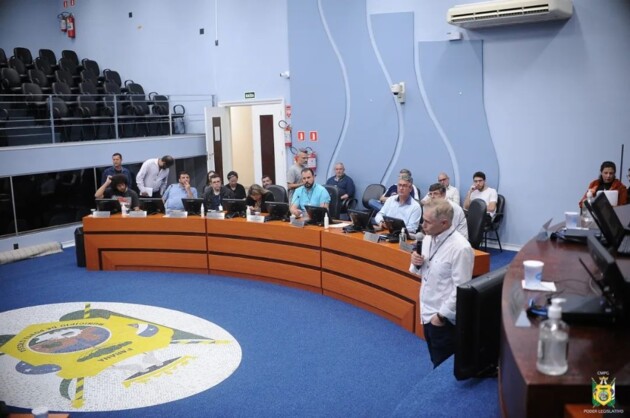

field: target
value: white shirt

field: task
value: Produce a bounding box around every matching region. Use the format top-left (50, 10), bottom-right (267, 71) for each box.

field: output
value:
top-left (450, 200), bottom-right (468, 239)
top-left (470, 187), bottom-right (498, 216)
top-left (136, 158), bottom-right (170, 195)
top-left (374, 195), bottom-right (422, 234)
top-left (410, 226), bottom-right (474, 324)
top-left (420, 185), bottom-right (460, 206)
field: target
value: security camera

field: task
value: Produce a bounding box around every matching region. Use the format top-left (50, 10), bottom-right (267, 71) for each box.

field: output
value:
top-left (390, 82), bottom-right (405, 104)
top-left (279, 71), bottom-right (290, 79)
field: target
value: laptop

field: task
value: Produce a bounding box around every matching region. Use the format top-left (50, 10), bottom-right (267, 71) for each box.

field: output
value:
top-left (585, 192), bottom-right (630, 255)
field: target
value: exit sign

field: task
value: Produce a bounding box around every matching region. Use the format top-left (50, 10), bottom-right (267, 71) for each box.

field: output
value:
top-left (244, 92), bottom-right (255, 99)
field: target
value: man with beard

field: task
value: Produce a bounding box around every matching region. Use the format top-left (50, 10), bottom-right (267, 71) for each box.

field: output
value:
top-left (290, 168), bottom-right (330, 218)
top-left (95, 174), bottom-right (140, 210)
top-left (463, 171), bottom-right (498, 217)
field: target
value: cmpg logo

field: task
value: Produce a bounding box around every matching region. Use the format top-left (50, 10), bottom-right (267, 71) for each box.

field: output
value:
top-left (0, 302), bottom-right (242, 412)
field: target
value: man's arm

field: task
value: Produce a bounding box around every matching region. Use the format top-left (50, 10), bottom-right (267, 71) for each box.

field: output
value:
top-left (344, 177), bottom-right (355, 200)
top-left (130, 191), bottom-right (140, 210)
top-left (136, 161), bottom-right (149, 195)
top-left (406, 204), bottom-right (422, 235)
top-left (487, 189), bottom-right (498, 213)
top-left (463, 186), bottom-right (475, 210)
top-left (439, 246), bottom-right (474, 322)
top-left (95, 176), bottom-right (111, 198)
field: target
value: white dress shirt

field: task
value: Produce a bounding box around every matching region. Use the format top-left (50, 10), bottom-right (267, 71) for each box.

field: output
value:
top-left (136, 158), bottom-right (170, 195)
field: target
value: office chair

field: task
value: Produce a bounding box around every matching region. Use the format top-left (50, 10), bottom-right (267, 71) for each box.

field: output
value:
top-left (361, 183), bottom-right (386, 214)
top-left (266, 184), bottom-right (289, 203)
top-left (466, 198), bottom-right (487, 250)
top-left (483, 194), bottom-right (505, 252)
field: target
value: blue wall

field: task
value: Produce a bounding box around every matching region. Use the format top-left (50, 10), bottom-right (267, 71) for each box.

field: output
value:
top-left (1, 0), bottom-right (630, 247)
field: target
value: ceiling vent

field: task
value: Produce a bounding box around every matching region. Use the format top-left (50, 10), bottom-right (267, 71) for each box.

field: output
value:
top-left (447, 0), bottom-right (573, 28)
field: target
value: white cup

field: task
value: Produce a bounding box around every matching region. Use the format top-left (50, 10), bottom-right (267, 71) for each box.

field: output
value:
top-left (564, 211), bottom-right (579, 229)
top-left (145, 187), bottom-right (153, 196)
top-left (523, 260), bottom-right (544, 286)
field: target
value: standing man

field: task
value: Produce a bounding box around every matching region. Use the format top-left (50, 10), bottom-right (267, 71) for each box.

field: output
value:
top-left (136, 155), bottom-right (174, 198)
top-left (290, 168), bottom-right (330, 218)
top-left (95, 174), bottom-right (140, 210)
top-left (463, 171), bottom-right (498, 217)
top-left (421, 172), bottom-right (460, 206)
top-left (326, 162), bottom-right (356, 210)
top-left (374, 174), bottom-right (422, 234)
top-left (163, 171), bottom-right (198, 211)
top-left (101, 152), bottom-right (133, 187)
top-left (261, 174), bottom-right (273, 189)
top-left (410, 199), bottom-right (474, 368)
top-left (203, 174), bottom-right (232, 211)
top-left (287, 149), bottom-right (309, 200)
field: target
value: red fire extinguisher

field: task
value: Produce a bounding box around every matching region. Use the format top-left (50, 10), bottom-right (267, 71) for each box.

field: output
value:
top-left (58, 13), bottom-right (68, 32)
top-left (306, 147), bottom-right (317, 171)
top-left (67, 13), bottom-right (76, 38)
top-left (278, 120), bottom-right (292, 146)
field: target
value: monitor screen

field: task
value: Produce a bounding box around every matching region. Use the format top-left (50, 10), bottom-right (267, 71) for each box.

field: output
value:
top-left (454, 265), bottom-right (508, 380)
top-left (265, 201), bottom-right (289, 221)
top-left (382, 215), bottom-right (412, 239)
top-left (181, 198), bottom-right (203, 215)
top-left (585, 192), bottom-right (624, 248)
top-left (586, 235), bottom-right (628, 318)
top-left (95, 198), bottom-right (122, 214)
top-left (222, 198), bottom-right (247, 214)
top-left (139, 198), bottom-right (165, 215)
top-left (304, 205), bottom-right (330, 226)
top-left (348, 209), bottom-right (373, 231)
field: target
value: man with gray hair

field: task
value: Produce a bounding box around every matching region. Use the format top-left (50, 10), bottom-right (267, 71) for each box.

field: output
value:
top-left (374, 173), bottom-right (422, 234)
top-left (410, 199), bottom-right (473, 368)
top-left (287, 148), bottom-right (309, 200)
top-left (368, 168), bottom-right (421, 213)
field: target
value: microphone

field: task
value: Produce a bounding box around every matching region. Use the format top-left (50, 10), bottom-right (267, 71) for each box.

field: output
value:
top-left (413, 238), bottom-right (423, 269)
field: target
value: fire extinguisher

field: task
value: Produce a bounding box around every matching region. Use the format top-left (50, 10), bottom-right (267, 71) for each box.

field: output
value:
top-left (67, 13), bottom-right (76, 38)
top-left (58, 13), bottom-right (68, 32)
top-left (306, 147), bottom-right (317, 171)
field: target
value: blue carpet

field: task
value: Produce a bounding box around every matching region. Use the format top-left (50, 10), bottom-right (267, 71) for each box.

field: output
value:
top-left (0, 249), bottom-right (507, 417)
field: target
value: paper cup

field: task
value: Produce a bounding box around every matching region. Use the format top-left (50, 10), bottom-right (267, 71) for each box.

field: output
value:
top-left (564, 211), bottom-right (579, 229)
top-left (523, 260), bottom-right (544, 286)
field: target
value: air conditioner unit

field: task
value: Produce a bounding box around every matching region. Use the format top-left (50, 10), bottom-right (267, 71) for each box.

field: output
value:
top-left (447, 0), bottom-right (573, 28)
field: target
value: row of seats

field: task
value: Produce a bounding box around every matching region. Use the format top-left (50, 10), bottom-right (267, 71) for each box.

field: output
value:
top-left (1, 47), bottom-right (184, 142)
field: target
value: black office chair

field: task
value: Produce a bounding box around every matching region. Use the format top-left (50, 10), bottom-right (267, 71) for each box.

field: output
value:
top-left (78, 94), bottom-right (111, 140)
top-left (361, 183), bottom-right (386, 214)
top-left (466, 199), bottom-right (487, 250)
top-left (0, 48), bottom-right (8, 68)
top-left (13, 47), bottom-right (34, 69)
top-left (266, 184), bottom-right (289, 203)
top-left (55, 69), bottom-right (80, 94)
top-left (483, 194), bottom-right (506, 252)
top-left (324, 185), bottom-right (341, 219)
top-left (1, 68), bottom-right (23, 95)
top-left (34, 57), bottom-right (56, 83)
top-left (22, 82), bottom-right (48, 120)
top-left (28, 68), bottom-right (52, 94)
top-left (8, 56), bottom-right (28, 82)
top-left (48, 96), bottom-right (82, 142)
top-left (39, 49), bottom-right (59, 69)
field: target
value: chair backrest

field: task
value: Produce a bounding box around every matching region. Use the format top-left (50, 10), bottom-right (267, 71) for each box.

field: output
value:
top-left (467, 199), bottom-right (487, 249)
top-left (80, 68), bottom-right (98, 85)
top-left (79, 79), bottom-right (98, 95)
top-left (82, 59), bottom-right (100, 77)
top-left (1, 67), bottom-right (22, 92)
top-left (103, 69), bottom-right (122, 87)
top-left (13, 47), bottom-right (33, 66)
top-left (39, 49), bottom-right (57, 66)
top-left (28, 68), bottom-right (50, 89)
top-left (0, 48), bottom-right (7, 68)
top-left (152, 94), bottom-right (169, 115)
top-left (22, 82), bottom-right (44, 104)
top-left (266, 184), bottom-right (289, 203)
top-left (129, 94), bottom-right (150, 115)
top-left (9, 56), bottom-right (26, 75)
top-left (34, 57), bottom-right (54, 76)
top-left (48, 96), bottom-right (69, 118)
top-left (126, 81), bottom-right (145, 95)
top-left (324, 185), bottom-right (340, 219)
top-left (59, 57), bottom-right (80, 76)
top-left (489, 194), bottom-right (506, 229)
top-left (61, 50), bottom-right (80, 67)
top-left (55, 69), bottom-right (76, 87)
top-left (361, 183), bottom-right (386, 210)
top-left (78, 95), bottom-right (100, 117)
top-left (52, 81), bottom-right (75, 101)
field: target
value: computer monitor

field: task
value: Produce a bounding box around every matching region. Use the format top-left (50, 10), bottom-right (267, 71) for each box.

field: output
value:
top-left (265, 201), bottom-right (289, 221)
top-left (181, 198), bottom-right (203, 215)
top-left (347, 209), bottom-right (373, 232)
top-left (222, 198), bottom-right (247, 217)
top-left (304, 205), bottom-right (330, 226)
top-left (382, 216), bottom-right (412, 240)
top-left (454, 265), bottom-right (508, 380)
top-left (95, 198), bottom-right (122, 214)
top-left (585, 192), bottom-right (625, 250)
top-left (139, 198), bottom-right (165, 215)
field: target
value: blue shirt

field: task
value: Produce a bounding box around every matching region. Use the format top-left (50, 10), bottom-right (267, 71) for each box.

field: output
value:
top-left (291, 183), bottom-right (330, 212)
top-left (163, 184), bottom-right (198, 211)
top-left (101, 166), bottom-right (133, 187)
top-left (326, 175), bottom-right (355, 199)
top-left (374, 194), bottom-right (422, 234)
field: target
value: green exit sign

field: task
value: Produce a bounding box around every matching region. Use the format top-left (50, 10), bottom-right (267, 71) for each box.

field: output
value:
top-left (244, 92), bottom-right (255, 99)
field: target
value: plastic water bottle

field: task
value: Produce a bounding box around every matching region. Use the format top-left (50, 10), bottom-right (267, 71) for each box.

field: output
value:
top-left (218, 204), bottom-right (223, 212)
top-left (324, 212), bottom-right (329, 229)
top-left (200, 203), bottom-right (205, 217)
top-left (581, 190), bottom-right (594, 226)
top-left (536, 298), bottom-right (569, 375)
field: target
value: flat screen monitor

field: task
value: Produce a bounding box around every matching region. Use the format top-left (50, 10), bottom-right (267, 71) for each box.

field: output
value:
top-left (181, 198), bottom-right (203, 215)
top-left (585, 192), bottom-right (624, 249)
top-left (139, 198), bottom-right (165, 215)
top-left (265, 201), bottom-right (289, 221)
top-left (222, 198), bottom-right (247, 216)
top-left (382, 215), bottom-right (412, 240)
top-left (304, 205), bottom-right (330, 226)
top-left (347, 209), bottom-right (373, 232)
top-left (95, 198), bottom-right (122, 214)
top-left (454, 265), bottom-right (508, 380)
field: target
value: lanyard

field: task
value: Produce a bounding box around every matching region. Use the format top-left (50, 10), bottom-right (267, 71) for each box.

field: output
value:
top-left (428, 230), bottom-right (455, 262)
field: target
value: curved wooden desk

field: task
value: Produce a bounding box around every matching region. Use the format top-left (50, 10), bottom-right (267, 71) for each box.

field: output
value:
top-left (500, 219), bottom-right (630, 417)
top-left (83, 215), bottom-right (490, 336)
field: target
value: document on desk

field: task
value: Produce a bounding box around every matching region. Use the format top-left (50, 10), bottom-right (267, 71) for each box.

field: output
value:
top-left (521, 280), bottom-right (557, 292)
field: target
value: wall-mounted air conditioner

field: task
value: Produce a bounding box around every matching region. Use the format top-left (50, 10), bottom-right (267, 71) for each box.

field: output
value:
top-left (447, 0), bottom-right (573, 28)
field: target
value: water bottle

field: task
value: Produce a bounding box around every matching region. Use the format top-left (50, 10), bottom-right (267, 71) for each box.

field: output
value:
top-left (324, 212), bottom-right (329, 229)
top-left (581, 190), bottom-right (594, 226)
top-left (536, 298), bottom-right (569, 376)
top-left (200, 203), bottom-right (205, 217)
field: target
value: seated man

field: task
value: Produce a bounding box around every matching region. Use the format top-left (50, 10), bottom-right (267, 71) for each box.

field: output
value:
top-left (95, 173), bottom-right (140, 210)
top-left (261, 174), bottom-right (274, 189)
top-left (225, 171), bottom-right (246, 199)
top-left (463, 171), bottom-right (498, 217)
top-left (163, 171), bottom-right (198, 212)
top-left (326, 162), bottom-right (356, 211)
top-left (374, 174), bottom-right (422, 234)
top-left (425, 183), bottom-right (467, 239)
top-left (368, 168), bottom-right (421, 213)
top-left (421, 172), bottom-right (460, 206)
top-left (290, 168), bottom-right (330, 218)
top-left (203, 174), bottom-right (233, 211)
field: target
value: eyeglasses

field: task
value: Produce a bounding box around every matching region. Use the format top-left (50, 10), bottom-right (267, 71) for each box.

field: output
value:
top-left (438, 178), bottom-right (448, 182)
top-left (397, 183), bottom-right (410, 188)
